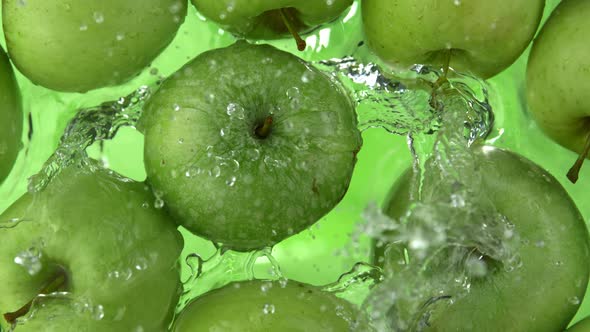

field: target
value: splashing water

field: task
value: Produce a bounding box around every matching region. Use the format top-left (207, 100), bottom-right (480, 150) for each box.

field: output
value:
top-left (27, 86), bottom-right (151, 193)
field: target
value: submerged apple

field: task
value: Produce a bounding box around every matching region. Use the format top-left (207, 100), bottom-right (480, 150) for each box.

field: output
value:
top-left (173, 280), bottom-right (357, 331)
top-left (0, 163), bottom-right (183, 331)
top-left (361, 0), bottom-right (544, 78)
top-left (140, 41), bottom-right (362, 251)
top-left (0, 46), bottom-right (22, 184)
top-left (374, 146), bottom-right (590, 331)
top-left (191, 0), bottom-right (353, 49)
top-left (526, 0), bottom-right (590, 183)
top-left (2, 0), bottom-right (187, 92)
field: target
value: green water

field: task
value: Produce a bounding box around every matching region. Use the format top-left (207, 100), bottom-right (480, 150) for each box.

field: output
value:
top-left (2, 0), bottom-right (589, 328)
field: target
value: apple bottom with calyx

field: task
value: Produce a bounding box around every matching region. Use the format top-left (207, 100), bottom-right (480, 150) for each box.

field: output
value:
top-left (192, 0), bottom-right (353, 50)
top-left (373, 146), bottom-right (590, 331)
top-left (0, 162), bottom-right (183, 331)
top-left (362, 0), bottom-right (544, 79)
top-left (140, 41), bottom-right (362, 251)
top-left (526, 0), bottom-right (590, 183)
top-left (173, 280), bottom-right (357, 331)
top-left (0, 46), bottom-right (23, 183)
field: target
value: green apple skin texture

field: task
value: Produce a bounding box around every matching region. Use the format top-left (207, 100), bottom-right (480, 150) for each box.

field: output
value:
top-left (0, 46), bottom-right (22, 183)
top-left (173, 280), bottom-right (357, 332)
top-left (379, 147), bottom-right (590, 332)
top-left (527, 0), bottom-right (590, 158)
top-left (362, 0), bottom-right (544, 79)
top-left (141, 42), bottom-right (362, 251)
top-left (192, 0), bottom-right (353, 39)
top-left (0, 164), bottom-right (183, 331)
top-left (2, 0), bottom-right (187, 92)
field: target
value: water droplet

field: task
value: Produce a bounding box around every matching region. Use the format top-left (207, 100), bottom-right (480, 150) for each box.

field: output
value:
top-left (262, 304), bottom-right (275, 314)
top-left (93, 12), bottom-right (104, 24)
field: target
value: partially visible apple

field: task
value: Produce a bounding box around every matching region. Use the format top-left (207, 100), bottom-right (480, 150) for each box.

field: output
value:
top-left (191, 0), bottom-right (353, 49)
top-left (372, 146), bottom-right (590, 331)
top-left (0, 162), bottom-right (183, 331)
top-left (362, 0), bottom-right (544, 78)
top-left (2, 0), bottom-right (187, 92)
top-left (526, 0), bottom-right (590, 183)
top-left (173, 280), bottom-right (358, 331)
top-left (0, 46), bottom-right (22, 184)
top-left (140, 41), bottom-right (362, 251)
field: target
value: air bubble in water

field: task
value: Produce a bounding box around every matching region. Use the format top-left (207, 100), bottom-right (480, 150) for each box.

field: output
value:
top-left (262, 304), bottom-right (276, 314)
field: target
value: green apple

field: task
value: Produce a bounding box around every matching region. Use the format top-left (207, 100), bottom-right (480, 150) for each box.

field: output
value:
top-left (526, 0), bottom-right (590, 183)
top-left (568, 317), bottom-right (590, 332)
top-left (372, 146), bottom-right (590, 331)
top-left (173, 280), bottom-right (357, 331)
top-left (0, 46), bottom-right (22, 184)
top-left (191, 0), bottom-right (353, 49)
top-left (140, 41), bottom-right (362, 251)
top-left (362, 0), bottom-right (544, 78)
top-left (0, 162), bottom-right (183, 331)
top-left (2, 0), bottom-right (187, 92)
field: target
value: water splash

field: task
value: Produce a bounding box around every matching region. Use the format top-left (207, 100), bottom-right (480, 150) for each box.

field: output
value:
top-left (27, 86), bottom-right (151, 193)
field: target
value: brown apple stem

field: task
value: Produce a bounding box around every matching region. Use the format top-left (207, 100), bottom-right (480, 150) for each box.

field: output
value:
top-left (255, 116), bottom-right (274, 139)
top-left (567, 131), bottom-right (590, 183)
top-left (3, 268), bottom-right (68, 324)
top-left (279, 9), bottom-right (306, 51)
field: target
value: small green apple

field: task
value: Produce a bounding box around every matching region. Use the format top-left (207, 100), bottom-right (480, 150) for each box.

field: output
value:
top-left (2, 0), bottom-right (187, 92)
top-left (362, 0), bottom-right (544, 78)
top-left (0, 162), bottom-right (183, 331)
top-left (526, 0), bottom-right (590, 183)
top-left (191, 0), bottom-right (353, 49)
top-left (568, 317), bottom-right (590, 332)
top-left (140, 41), bottom-right (362, 251)
top-left (173, 280), bottom-right (357, 331)
top-left (0, 46), bottom-right (22, 184)
top-left (373, 146), bottom-right (590, 331)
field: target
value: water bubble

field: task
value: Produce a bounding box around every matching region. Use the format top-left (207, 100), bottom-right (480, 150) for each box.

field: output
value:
top-left (93, 12), bottom-right (104, 24)
top-left (79, 24), bottom-right (88, 31)
top-left (262, 304), bottom-right (276, 314)
top-left (14, 247), bottom-right (43, 275)
top-left (226, 176), bottom-right (237, 187)
top-left (568, 296), bottom-right (580, 305)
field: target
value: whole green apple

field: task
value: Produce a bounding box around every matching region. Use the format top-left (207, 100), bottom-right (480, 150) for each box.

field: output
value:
top-left (0, 46), bottom-right (22, 184)
top-left (191, 0), bottom-right (352, 49)
top-left (526, 0), bottom-right (590, 183)
top-left (173, 280), bottom-right (358, 331)
top-left (373, 146), bottom-right (590, 331)
top-left (140, 41), bottom-right (362, 251)
top-left (0, 162), bottom-right (183, 331)
top-left (2, 0), bottom-right (187, 92)
top-left (362, 0), bottom-right (544, 78)
top-left (568, 317), bottom-right (590, 332)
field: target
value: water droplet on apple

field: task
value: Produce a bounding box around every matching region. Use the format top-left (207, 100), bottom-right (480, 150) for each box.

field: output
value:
top-left (93, 12), bottom-right (104, 24)
top-left (262, 303), bottom-right (276, 314)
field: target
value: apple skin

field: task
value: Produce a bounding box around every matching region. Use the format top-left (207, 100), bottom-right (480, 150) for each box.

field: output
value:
top-left (173, 280), bottom-right (357, 331)
top-left (375, 146), bottom-right (590, 331)
top-left (2, 0), bottom-right (187, 92)
top-left (0, 162), bottom-right (183, 331)
top-left (191, 0), bottom-right (353, 40)
top-left (526, 0), bottom-right (590, 160)
top-left (361, 0), bottom-right (544, 79)
top-left (0, 46), bottom-right (22, 184)
top-left (568, 317), bottom-right (590, 332)
top-left (140, 41), bottom-right (362, 251)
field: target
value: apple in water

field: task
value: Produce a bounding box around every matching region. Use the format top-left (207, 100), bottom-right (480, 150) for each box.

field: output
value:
top-left (191, 0), bottom-right (353, 50)
top-left (374, 146), bottom-right (590, 331)
top-left (0, 46), bottom-right (22, 183)
top-left (526, 0), bottom-right (590, 183)
top-left (361, 0), bottom-right (544, 78)
top-left (173, 280), bottom-right (357, 331)
top-left (140, 41), bottom-right (362, 251)
top-left (0, 162), bottom-right (183, 331)
top-left (2, 0), bottom-right (187, 92)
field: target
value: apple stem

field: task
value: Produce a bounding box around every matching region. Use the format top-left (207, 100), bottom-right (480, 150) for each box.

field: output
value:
top-left (279, 9), bottom-right (306, 51)
top-left (567, 131), bottom-right (590, 183)
top-left (255, 116), bottom-right (274, 139)
top-left (3, 268), bottom-right (68, 324)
